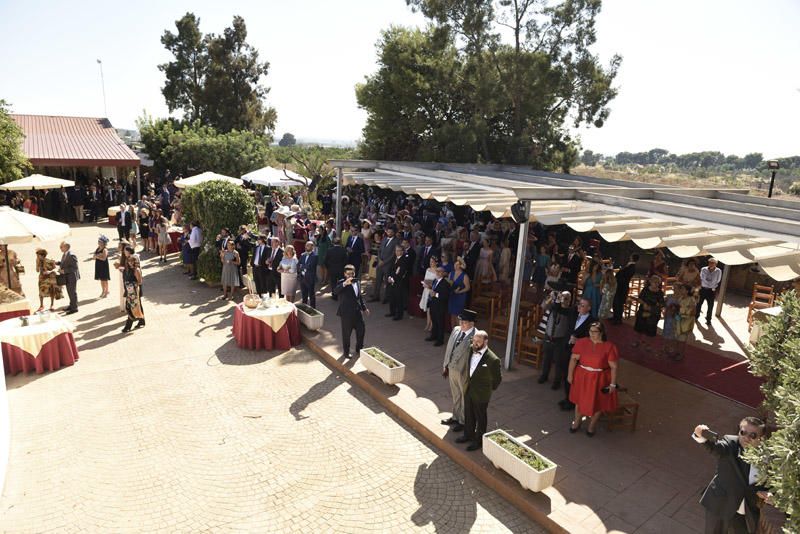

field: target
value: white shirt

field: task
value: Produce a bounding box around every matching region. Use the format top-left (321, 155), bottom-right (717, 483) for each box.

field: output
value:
top-left (189, 226), bottom-right (202, 248)
top-left (469, 347), bottom-right (488, 377)
top-left (700, 266), bottom-right (722, 290)
top-left (574, 313), bottom-right (590, 331)
top-left (352, 280), bottom-right (360, 296)
top-left (455, 327), bottom-right (475, 347)
top-left (254, 245), bottom-right (264, 264)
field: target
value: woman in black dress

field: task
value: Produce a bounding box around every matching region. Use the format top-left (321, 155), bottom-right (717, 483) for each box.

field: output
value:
top-left (139, 208), bottom-right (151, 252)
top-left (633, 274), bottom-right (665, 346)
top-left (94, 235), bottom-right (110, 298)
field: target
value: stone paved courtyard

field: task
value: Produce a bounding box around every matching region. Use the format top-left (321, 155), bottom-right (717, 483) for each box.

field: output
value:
top-left (0, 223), bottom-right (541, 533)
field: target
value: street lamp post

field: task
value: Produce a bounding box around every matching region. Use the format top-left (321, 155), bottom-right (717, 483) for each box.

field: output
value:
top-left (767, 160), bottom-right (780, 198)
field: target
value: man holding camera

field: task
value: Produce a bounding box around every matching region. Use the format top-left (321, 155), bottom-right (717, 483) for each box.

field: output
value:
top-left (333, 264), bottom-right (370, 359)
top-left (538, 290), bottom-right (575, 389)
top-left (692, 417), bottom-right (768, 534)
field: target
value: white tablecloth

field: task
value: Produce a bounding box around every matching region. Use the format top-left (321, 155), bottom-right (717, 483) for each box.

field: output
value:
top-left (0, 316), bottom-right (75, 358)
top-left (0, 300), bottom-right (31, 314)
top-left (242, 303), bottom-right (296, 332)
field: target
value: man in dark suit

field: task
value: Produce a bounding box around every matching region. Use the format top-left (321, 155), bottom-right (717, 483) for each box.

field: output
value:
top-left (235, 225), bottom-right (253, 283)
top-left (401, 237), bottom-right (416, 276)
top-left (251, 235), bottom-right (269, 295)
top-left (265, 237), bottom-right (283, 296)
top-left (333, 264), bottom-right (370, 358)
top-left (562, 245), bottom-right (583, 284)
top-left (426, 266), bottom-right (451, 346)
top-left (215, 227), bottom-right (232, 251)
top-left (370, 226), bottom-right (397, 303)
top-left (559, 297), bottom-right (595, 410)
top-left (345, 232), bottom-right (365, 277)
top-left (464, 230), bottom-right (481, 280)
top-left (612, 254), bottom-right (639, 324)
top-left (116, 203), bottom-right (131, 240)
top-left (325, 238), bottom-right (347, 300)
top-left (456, 330), bottom-right (502, 451)
top-left (418, 234), bottom-right (440, 276)
top-left (386, 245), bottom-right (411, 321)
top-left (298, 241), bottom-right (318, 308)
top-left (57, 241), bottom-right (80, 314)
top-left (693, 418), bottom-right (767, 534)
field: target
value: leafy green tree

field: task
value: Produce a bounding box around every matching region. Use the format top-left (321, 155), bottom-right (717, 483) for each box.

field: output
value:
top-left (789, 181), bottom-right (800, 196)
top-left (137, 116), bottom-right (270, 178)
top-left (357, 0), bottom-right (620, 170)
top-left (278, 133), bottom-right (297, 147)
top-left (0, 100), bottom-right (31, 183)
top-left (743, 152), bottom-right (763, 169)
top-left (745, 290), bottom-right (800, 530)
top-left (180, 180), bottom-right (256, 283)
top-left (159, 13), bottom-right (276, 134)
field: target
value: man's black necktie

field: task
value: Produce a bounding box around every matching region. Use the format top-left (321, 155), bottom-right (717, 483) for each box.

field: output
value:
top-left (455, 331), bottom-right (465, 346)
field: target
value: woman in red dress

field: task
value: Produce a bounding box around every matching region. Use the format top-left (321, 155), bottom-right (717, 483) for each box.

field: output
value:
top-left (567, 321), bottom-right (620, 437)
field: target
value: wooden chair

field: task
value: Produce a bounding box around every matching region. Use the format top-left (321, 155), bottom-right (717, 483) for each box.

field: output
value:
top-left (603, 392), bottom-right (639, 432)
top-left (663, 276), bottom-right (677, 296)
top-left (241, 274), bottom-right (257, 295)
top-left (624, 277), bottom-right (645, 318)
top-left (748, 284), bottom-right (775, 330)
top-left (471, 285), bottom-right (500, 325)
top-left (515, 310), bottom-right (545, 368)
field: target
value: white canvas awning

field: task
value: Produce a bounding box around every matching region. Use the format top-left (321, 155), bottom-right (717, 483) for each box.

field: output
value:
top-left (242, 166), bottom-right (305, 187)
top-left (336, 162), bottom-right (800, 281)
top-left (0, 174), bottom-right (74, 191)
top-left (174, 172), bottom-right (243, 189)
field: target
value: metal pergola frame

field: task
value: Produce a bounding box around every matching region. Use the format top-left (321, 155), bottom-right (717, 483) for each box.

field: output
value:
top-left (329, 160), bottom-right (800, 370)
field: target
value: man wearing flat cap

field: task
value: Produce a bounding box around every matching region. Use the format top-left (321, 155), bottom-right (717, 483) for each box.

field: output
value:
top-left (441, 309), bottom-right (477, 432)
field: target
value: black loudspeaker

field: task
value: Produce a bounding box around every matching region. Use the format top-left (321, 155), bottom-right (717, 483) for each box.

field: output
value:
top-left (510, 201), bottom-right (527, 224)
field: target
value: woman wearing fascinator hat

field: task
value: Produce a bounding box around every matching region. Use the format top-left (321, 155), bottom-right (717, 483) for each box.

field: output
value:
top-left (94, 235), bottom-right (111, 298)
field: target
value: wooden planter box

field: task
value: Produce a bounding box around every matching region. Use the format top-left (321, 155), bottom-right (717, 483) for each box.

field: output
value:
top-left (296, 304), bottom-right (324, 330)
top-left (483, 429), bottom-right (557, 492)
top-left (359, 347), bottom-right (406, 385)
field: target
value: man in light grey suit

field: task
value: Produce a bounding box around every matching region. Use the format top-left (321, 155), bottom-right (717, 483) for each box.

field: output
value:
top-left (370, 226), bottom-right (397, 303)
top-left (58, 241), bottom-right (80, 314)
top-left (441, 309), bottom-right (477, 432)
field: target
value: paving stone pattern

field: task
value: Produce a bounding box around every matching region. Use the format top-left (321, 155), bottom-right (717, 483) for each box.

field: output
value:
top-left (1, 223), bottom-right (541, 533)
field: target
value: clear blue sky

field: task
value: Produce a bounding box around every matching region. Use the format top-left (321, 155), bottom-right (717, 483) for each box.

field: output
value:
top-left (1, 0), bottom-right (798, 157)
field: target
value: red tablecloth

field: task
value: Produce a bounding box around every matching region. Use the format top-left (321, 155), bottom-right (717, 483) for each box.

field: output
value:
top-left (0, 308), bottom-right (29, 323)
top-left (232, 303), bottom-right (301, 350)
top-left (2, 331), bottom-right (80, 375)
top-left (168, 231), bottom-right (182, 253)
top-left (108, 214), bottom-right (117, 226)
top-left (408, 274), bottom-right (426, 317)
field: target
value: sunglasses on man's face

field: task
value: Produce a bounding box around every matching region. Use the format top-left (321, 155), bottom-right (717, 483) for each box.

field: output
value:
top-left (739, 429), bottom-right (760, 439)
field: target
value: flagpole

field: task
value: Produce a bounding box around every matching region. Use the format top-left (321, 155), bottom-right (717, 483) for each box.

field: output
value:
top-left (96, 59), bottom-right (107, 118)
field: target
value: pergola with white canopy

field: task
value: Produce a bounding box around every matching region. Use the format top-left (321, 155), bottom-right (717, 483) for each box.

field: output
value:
top-left (173, 171), bottom-right (243, 189)
top-left (329, 160), bottom-right (800, 369)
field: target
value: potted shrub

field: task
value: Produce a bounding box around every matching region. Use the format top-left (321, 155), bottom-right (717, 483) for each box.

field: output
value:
top-left (295, 303), bottom-right (324, 330)
top-left (359, 347), bottom-right (406, 385)
top-left (483, 429), bottom-right (557, 492)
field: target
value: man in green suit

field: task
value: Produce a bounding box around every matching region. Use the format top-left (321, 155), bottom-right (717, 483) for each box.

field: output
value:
top-left (456, 330), bottom-right (502, 451)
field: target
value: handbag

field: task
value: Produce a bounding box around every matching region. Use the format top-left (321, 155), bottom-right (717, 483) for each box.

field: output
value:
top-left (56, 273), bottom-right (67, 286)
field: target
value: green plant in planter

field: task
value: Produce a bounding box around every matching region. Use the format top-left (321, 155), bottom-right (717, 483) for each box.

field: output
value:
top-left (181, 180), bottom-right (256, 283)
top-left (295, 303), bottom-right (321, 316)
top-left (745, 290), bottom-right (800, 531)
top-left (364, 348), bottom-right (399, 368)
top-left (488, 432), bottom-right (553, 472)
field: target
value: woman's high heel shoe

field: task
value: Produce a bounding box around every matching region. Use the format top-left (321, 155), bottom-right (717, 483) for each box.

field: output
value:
top-left (569, 421), bottom-right (582, 434)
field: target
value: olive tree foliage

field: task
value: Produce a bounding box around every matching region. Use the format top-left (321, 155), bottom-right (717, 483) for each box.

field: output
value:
top-left (0, 100), bottom-right (31, 183)
top-left (745, 290), bottom-right (800, 530)
top-left (357, 0), bottom-right (620, 172)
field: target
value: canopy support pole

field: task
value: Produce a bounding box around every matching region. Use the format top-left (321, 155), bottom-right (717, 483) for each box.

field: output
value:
top-left (335, 167), bottom-right (343, 237)
top-left (503, 201), bottom-right (531, 371)
top-left (715, 264), bottom-right (730, 319)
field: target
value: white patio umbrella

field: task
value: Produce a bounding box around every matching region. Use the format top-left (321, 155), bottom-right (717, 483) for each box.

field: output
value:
top-left (241, 166), bottom-right (306, 187)
top-left (0, 206), bottom-right (71, 291)
top-left (0, 174), bottom-right (75, 191)
top-left (173, 171), bottom-right (243, 189)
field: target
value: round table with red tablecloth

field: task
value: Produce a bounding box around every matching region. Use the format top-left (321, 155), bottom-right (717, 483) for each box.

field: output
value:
top-left (232, 302), bottom-right (301, 350)
top-left (0, 300), bottom-right (31, 323)
top-left (1, 316), bottom-right (79, 375)
top-left (407, 274), bottom-right (426, 318)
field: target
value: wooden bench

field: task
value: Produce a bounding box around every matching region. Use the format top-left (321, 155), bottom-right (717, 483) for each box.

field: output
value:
top-left (603, 391), bottom-right (639, 432)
